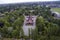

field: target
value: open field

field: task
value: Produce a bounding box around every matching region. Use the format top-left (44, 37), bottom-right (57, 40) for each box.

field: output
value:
top-left (52, 8), bottom-right (60, 13)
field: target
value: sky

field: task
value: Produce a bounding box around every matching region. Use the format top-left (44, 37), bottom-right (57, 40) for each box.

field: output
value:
top-left (0, 0), bottom-right (59, 4)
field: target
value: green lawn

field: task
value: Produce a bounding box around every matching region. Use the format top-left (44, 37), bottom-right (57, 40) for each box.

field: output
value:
top-left (52, 8), bottom-right (60, 13)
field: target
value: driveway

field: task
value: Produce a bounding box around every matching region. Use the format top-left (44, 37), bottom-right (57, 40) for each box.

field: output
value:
top-left (22, 16), bottom-right (37, 36)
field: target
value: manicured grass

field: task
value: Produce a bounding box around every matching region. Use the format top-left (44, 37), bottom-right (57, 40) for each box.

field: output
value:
top-left (52, 8), bottom-right (60, 13)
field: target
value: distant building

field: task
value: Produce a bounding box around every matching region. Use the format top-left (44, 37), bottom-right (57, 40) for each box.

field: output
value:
top-left (51, 11), bottom-right (60, 19)
top-left (0, 13), bottom-right (5, 17)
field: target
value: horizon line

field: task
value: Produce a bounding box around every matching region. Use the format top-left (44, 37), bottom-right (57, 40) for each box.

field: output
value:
top-left (0, 1), bottom-right (60, 5)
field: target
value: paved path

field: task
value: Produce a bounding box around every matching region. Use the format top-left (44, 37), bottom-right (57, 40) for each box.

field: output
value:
top-left (22, 16), bottom-right (37, 36)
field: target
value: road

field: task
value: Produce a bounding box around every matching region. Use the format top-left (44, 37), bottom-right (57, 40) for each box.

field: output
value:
top-left (22, 16), bottom-right (37, 36)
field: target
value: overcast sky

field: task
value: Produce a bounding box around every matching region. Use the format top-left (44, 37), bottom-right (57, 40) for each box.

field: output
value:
top-left (0, 0), bottom-right (59, 4)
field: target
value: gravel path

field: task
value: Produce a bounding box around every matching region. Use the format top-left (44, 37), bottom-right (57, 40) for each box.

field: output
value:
top-left (22, 16), bottom-right (37, 36)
